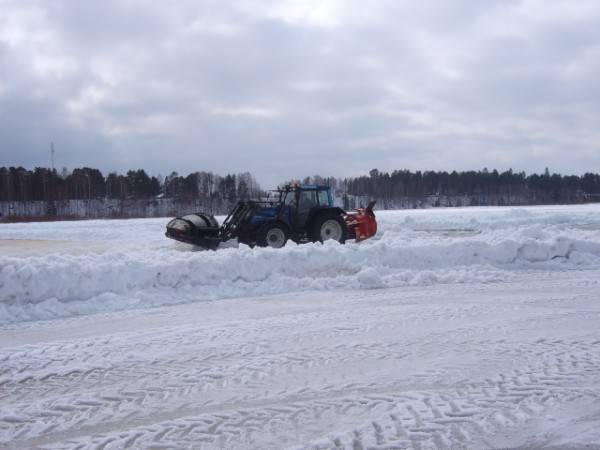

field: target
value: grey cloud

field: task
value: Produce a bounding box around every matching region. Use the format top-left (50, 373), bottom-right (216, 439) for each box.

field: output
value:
top-left (1, 0), bottom-right (599, 187)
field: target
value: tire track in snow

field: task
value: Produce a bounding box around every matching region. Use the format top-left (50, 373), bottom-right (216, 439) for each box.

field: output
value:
top-left (2, 273), bottom-right (600, 449)
top-left (3, 336), bottom-right (600, 449)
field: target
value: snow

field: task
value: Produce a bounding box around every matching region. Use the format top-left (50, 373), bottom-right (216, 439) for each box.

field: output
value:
top-left (1, 204), bottom-right (600, 449)
top-left (2, 205), bottom-right (600, 324)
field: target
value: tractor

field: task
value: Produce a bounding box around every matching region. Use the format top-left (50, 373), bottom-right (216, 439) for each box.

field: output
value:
top-left (165, 185), bottom-right (377, 250)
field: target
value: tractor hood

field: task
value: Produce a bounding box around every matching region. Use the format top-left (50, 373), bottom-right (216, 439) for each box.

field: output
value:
top-left (250, 205), bottom-right (280, 225)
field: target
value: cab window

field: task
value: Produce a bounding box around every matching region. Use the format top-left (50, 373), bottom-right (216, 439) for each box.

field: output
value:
top-left (317, 190), bottom-right (329, 206)
top-left (284, 191), bottom-right (296, 206)
top-left (298, 190), bottom-right (317, 212)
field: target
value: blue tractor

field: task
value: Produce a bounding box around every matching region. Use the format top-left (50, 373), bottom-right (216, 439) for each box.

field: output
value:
top-left (165, 185), bottom-right (377, 250)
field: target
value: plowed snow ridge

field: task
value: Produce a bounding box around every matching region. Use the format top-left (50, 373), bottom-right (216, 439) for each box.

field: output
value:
top-left (2, 205), bottom-right (600, 324)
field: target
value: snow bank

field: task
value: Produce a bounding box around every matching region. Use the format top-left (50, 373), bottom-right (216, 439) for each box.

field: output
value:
top-left (2, 204), bottom-right (600, 324)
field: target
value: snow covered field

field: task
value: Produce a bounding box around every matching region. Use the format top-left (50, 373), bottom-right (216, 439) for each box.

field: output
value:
top-left (2, 204), bottom-right (600, 449)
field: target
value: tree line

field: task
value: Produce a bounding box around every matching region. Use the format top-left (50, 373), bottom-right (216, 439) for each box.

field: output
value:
top-left (1, 166), bottom-right (600, 210)
top-left (340, 168), bottom-right (600, 206)
top-left (0, 167), bottom-right (261, 208)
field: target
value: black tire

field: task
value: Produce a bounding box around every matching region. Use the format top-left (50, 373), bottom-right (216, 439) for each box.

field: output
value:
top-left (257, 222), bottom-right (289, 248)
top-left (312, 212), bottom-right (346, 244)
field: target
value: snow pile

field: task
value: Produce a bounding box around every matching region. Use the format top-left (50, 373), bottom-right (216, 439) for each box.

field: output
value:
top-left (2, 204), bottom-right (600, 324)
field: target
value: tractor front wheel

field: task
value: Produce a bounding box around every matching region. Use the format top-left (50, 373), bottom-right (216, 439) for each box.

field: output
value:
top-left (257, 222), bottom-right (289, 249)
top-left (313, 214), bottom-right (346, 244)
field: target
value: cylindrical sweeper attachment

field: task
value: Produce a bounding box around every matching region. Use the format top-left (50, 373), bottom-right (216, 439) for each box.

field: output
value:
top-left (165, 213), bottom-right (221, 249)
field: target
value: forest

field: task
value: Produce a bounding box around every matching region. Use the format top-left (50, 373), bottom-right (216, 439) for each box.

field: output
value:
top-left (0, 167), bottom-right (260, 205)
top-left (1, 166), bottom-right (600, 209)
top-left (344, 168), bottom-right (600, 206)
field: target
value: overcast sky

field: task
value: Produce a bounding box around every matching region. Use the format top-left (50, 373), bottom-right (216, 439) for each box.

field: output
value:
top-left (1, 0), bottom-right (599, 187)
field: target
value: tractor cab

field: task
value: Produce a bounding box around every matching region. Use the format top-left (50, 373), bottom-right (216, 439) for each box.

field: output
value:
top-left (280, 185), bottom-right (333, 208)
top-left (278, 185), bottom-right (334, 231)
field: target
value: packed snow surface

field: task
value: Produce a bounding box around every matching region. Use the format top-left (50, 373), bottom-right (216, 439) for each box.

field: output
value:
top-left (2, 204), bottom-right (600, 449)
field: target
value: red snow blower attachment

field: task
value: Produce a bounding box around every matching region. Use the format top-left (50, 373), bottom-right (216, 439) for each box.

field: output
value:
top-left (345, 200), bottom-right (377, 242)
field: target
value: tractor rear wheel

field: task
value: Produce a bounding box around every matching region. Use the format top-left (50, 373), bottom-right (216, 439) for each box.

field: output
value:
top-left (257, 222), bottom-right (289, 249)
top-left (313, 213), bottom-right (346, 244)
